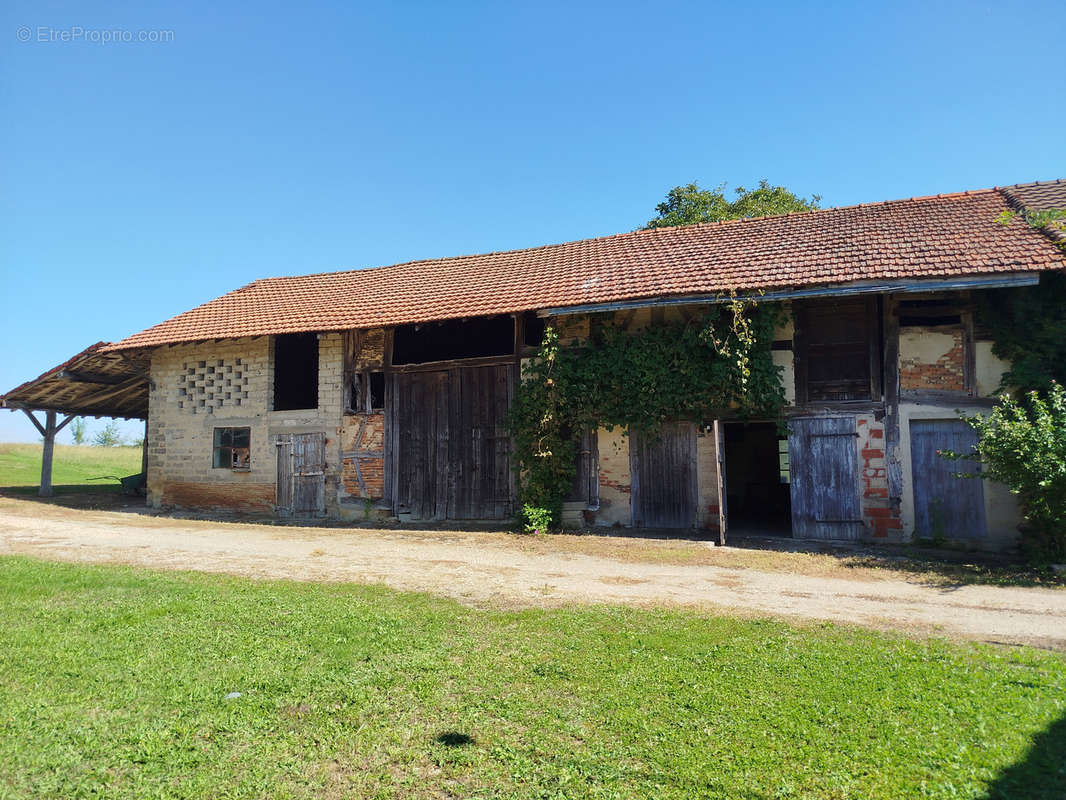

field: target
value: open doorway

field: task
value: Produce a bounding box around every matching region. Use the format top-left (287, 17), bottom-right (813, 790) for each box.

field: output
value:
top-left (723, 422), bottom-right (791, 537)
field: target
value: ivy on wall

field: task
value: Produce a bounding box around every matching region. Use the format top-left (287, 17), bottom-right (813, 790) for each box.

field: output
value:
top-left (978, 204), bottom-right (1066, 396)
top-left (508, 300), bottom-right (787, 529)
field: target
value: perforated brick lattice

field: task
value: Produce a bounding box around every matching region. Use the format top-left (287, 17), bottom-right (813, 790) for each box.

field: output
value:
top-left (175, 359), bottom-right (250, 413)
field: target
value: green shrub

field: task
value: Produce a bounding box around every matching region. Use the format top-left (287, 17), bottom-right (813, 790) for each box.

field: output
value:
top-left (949, 383), bottom-right (1066, 562)
top-left (519, 503), bottom-right (556, 535)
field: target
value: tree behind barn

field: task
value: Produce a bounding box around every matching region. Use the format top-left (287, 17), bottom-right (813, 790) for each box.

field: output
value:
top-left (646, 179), bottom-right (820, 228)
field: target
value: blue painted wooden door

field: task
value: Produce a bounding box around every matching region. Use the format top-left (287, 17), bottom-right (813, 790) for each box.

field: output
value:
top-left (788, 416), bottom-right (863, 540)
top-left (910, 420), bottom-right (986, 539)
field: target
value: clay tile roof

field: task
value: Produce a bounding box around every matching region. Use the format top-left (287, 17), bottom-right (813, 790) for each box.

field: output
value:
top-left (1000, 180), bottom-right (1066, 243)
top-left (107, 185), bottom-right (1066, 351)
top-left (1000, 179), bottom-right (1066, 214)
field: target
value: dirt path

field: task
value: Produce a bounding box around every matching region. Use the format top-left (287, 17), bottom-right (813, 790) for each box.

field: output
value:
top-left (1, 502), bottom-right (1064, 649)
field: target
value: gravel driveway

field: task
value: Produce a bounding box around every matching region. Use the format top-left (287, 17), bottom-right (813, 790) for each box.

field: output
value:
top-left (2, 500), bottom-right (1064, 650)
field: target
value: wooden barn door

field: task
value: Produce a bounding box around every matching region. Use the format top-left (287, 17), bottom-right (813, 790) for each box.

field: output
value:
top-left (788, 417), bottom-right (863, 540)
top-left (394, 370), bottom-right (450, 520)
top-left (393, 364), bottom-right (515, 520)
top-left (631, 421), bottom-right (698, 529)
top-left (910, 420), bottom-right (985, 539)
top-left (449, 365), bottom-right (515, 519)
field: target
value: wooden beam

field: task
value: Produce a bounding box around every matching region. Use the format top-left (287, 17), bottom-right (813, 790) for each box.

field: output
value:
top-left (55, 414), bottom-right (76, 434)
top-left (66, 375), bottom-right (145, 410)
top-left (19, 407), bottom-right (47, 437)
top-left (58, 370), bottom-right (126, 385)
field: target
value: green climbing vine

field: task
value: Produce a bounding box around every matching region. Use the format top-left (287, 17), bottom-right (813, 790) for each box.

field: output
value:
top-left (508, 300), bottom-right (787, 531)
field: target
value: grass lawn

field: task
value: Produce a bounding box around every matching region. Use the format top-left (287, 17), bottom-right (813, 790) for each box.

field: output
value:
top-left (0, 557), bottom-right (1063, 799)
top-left (0, 442), bottom-right (142, 489)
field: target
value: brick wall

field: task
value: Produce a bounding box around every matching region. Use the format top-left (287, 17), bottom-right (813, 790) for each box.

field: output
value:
top-left (899, 326), bottom-right (965, 392)
top-left (147, 333), bottom-right (346, 515)
top-left (161, 481), bottom-right (275, 512)
top-left (339, 412), bottom-right (386, 500)
top-left (857, 415), bottom-right (902, 540)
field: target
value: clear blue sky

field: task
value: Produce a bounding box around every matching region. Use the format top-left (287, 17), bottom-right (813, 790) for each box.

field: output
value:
top-left (2, 0), bottom-right (1063, 443)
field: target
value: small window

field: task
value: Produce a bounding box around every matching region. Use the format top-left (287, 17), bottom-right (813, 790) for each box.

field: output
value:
top-left (778, 438), bottom-right (790, 484)
top-left (349, 370), bottom-right (386, 413)
top-left (213, 427), bottom-right (251, 470)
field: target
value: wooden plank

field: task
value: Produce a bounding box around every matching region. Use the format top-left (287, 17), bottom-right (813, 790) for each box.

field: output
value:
top-left (275, 436), bottom-right (293, 512)
top-left (434, 370), bottom-right (449, 521)
top-left (883, 294), bottom-right (902, 510)
top-left (714, 419), bottom-right (728, 545)
top-left (910, 420), bottom-right (986, 539)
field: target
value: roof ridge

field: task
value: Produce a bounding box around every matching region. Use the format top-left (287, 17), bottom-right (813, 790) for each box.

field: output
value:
top-left (253, 186), bottom-right (1005, 285)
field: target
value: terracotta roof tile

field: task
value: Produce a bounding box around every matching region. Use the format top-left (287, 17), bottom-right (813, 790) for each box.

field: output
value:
top-left (108, 186), bottom-right (1066, 350)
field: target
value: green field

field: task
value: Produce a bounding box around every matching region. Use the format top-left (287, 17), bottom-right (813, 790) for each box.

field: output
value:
top-left (0, 557), bottom-right (1062, 799)
top-left (0, 442), bottom-right (142, 488)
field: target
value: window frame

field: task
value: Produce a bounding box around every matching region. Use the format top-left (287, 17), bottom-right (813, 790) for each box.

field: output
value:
top-left (213, 426), bottom-right (251, 471)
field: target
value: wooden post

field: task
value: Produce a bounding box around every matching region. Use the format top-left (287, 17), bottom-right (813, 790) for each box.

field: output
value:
top-left (39, 410), bottom-right (57, 498)
top-left (141, 419), bottom-right (148, 476)
top-left (19, 408), bottom-right (76, 498)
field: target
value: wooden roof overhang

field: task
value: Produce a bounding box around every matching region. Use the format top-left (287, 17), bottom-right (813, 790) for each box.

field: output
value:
top-left (0, 342), bottom-right (150, 420)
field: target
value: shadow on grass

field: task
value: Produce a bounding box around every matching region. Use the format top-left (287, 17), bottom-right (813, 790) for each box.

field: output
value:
top-left (983, 712), bottom-right (1066, 799)
top-left (436, 731), bottom-right (475, 747)
top-left (0, 485), bottom-right (143, 511)
top-left (724, 533), bottom-right (1065, 590)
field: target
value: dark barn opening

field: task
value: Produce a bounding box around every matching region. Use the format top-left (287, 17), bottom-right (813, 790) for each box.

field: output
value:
top-left (724, 422), bottom-right (791, 536)
top-left (274, 333), bottom-right (319, 410)
top-left (523, 311), bottom-right (546, 349)
top-left (392, 316), bottom-right (515, 365)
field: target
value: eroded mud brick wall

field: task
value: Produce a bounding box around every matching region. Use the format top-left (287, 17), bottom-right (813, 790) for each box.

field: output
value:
top-left (147, 333), bottom-right (345, 514)
top-left (899, 326), bottom-right (966, 392)
top-left (146, 338), bottom-right (276, 511)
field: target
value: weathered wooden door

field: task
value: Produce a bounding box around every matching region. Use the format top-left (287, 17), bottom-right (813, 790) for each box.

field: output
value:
top-left (394, 369), bottom-right (450, 520)
top-left (393, 364), bottom-right (515, 520)
top-left (910, 420), bottom-right (986, 539)
top-left (788, 416), bottom-right (863, 540)
top-left (292, 432), bottom-right (326, 517)
top-left (631, 421), bottom-right (698, 528)
top-left (275, 432), bottom-right (326, 517)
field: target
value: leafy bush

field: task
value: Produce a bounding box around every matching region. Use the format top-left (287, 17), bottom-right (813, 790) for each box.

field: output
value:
top-left (519, 504), bottom-right (556, 535)
top-left (950, 384), bottom-right (1066, 562)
